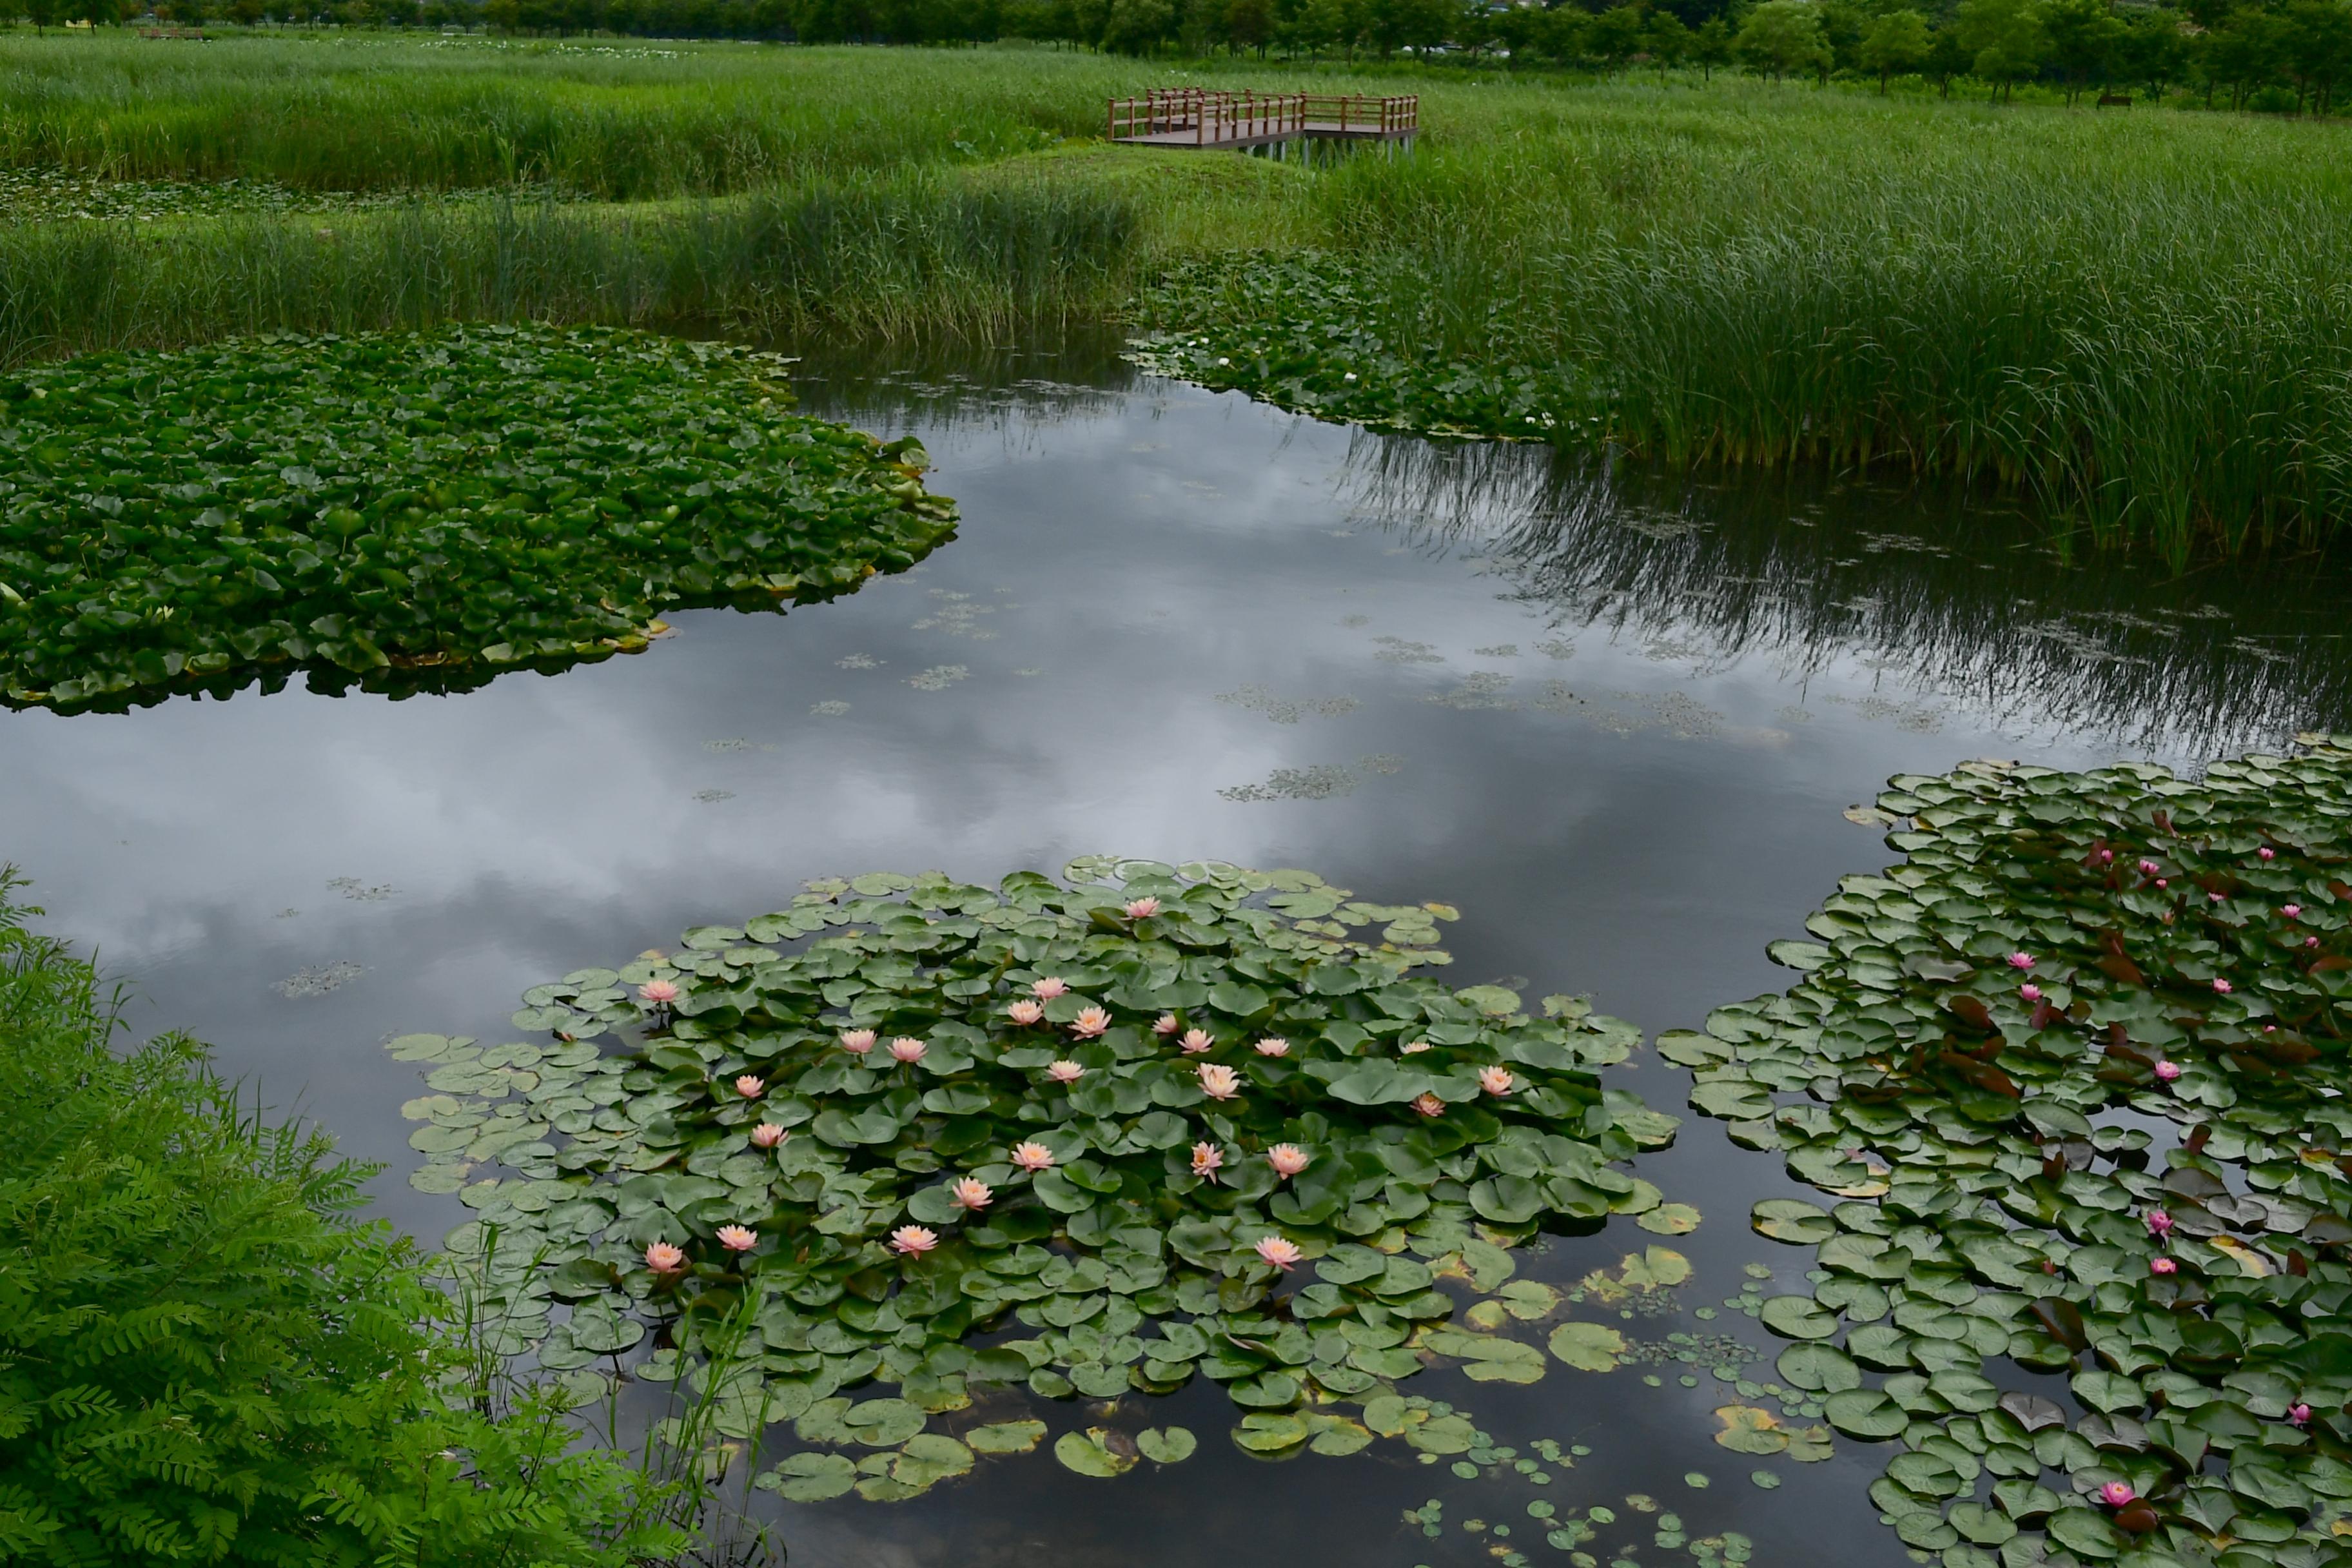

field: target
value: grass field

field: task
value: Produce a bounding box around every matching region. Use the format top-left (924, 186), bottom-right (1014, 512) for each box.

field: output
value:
top-left (5, 34), bottom-right (2349, 560)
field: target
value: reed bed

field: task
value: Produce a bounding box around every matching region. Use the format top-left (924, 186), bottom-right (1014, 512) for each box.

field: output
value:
top-left (7, 37), bottom-right (2352, 556)
top-left (0, 170), bottom-right (1139, 358)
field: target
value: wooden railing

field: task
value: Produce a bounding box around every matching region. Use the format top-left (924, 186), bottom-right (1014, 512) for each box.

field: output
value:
top-left (1109, 90), bottom-right (1351, 146)
top-left (1300, 93), bottom-right (1418, 135)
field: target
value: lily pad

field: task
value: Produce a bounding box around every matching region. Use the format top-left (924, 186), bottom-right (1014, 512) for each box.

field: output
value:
top-left (1750, 1199), bottom-right (1836, 1245)
top-left (1680, 741), bottom-right (2352, 1565)
top-left (1137, 1426), bottom-right (1197, 1464)
top-left (1776, 1342), bottom-right (1863, 1393)
top-left (389, 859), bottom-right (1666, 1500)
top-left (1822, 1389), bottom-right (1908, 1440)
top-left (760, 1452), bottom-right (858, 1503)
top-left (1638, 1202), bottom-right (1703, 1235)
top-left (0, 327), bottom-right (955, 714)
top-left (1547, 1321), bottom-right (1627, 1372)
top-left (965, 1421), bottom-right (1048, 1455)
top-left (1758, 1295), bottom-right (1839, 1341)
top-left (1053, 1428), bottom-right (1139, 1478)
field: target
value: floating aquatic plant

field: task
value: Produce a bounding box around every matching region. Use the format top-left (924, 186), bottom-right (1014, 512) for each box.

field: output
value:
top-left (1680, 736), bottom-right (2352, 1566)
top-left (390, 859), bottom-right (1678, 1502)
top-left (1129, 254), bottom-right (1591, 442)
top-left (0, 325), bottom-right (953, 710)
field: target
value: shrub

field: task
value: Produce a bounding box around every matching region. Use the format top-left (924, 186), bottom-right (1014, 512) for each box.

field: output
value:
top-left (0, 875), bottom-right (688, 1567)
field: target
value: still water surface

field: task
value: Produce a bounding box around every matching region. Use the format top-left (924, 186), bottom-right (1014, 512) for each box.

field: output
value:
top-left (3, 342), bottom-right (2347, 1567)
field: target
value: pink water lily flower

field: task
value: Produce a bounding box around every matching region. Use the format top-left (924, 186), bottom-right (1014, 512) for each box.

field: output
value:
top-left (750, 1123), bottom-right (787, 1149)
top-left (1401, 1040), bottom-right (1432, 1055)
top-left (2260, 847), bottom-right (2277, 861)
top-left (734, 1075), bottom-right (765, 1099)
top-left (2311, 936), bottom-right (2324, 948)
top-left (2155, 1059), bottom-right (2182, 1081)
top-left (890, 1225), bottom-right (939, 1256)
top-left (1047, 1059), bottom-right (1086, 1084)
top-left (1124, 896), bottom-right (1161, 919)
top-left (2150, 1257), bottom-right (2178, 1277)
top-left (890, 1036), bottom-right (928, 1063)
top-left (839, 1028), bottom-right (876, 1055)
top-left (2213, 978), bottom-right (2234, 994)
top-left (952, 1177), bottom-right (994, 1211)
top-left (1411, 1092), bottom-right (1446, 1117)
top-left (2008, 952), bottom-right (2036, 970)
top-left (1197, 1063), bottom-right (1241, 1101)
top-left (638, 979), bottom-right (680, 1005)
top-left (716, 1225), bottom-right (758, 1253)
top-left (1254, 1235), bottom-right (1303, 1270)
top-left (1179, 1028), bottom-right (1215, 1055)
top-left (1254, 1037), bottom-right (1291, 1057)
top-left (1032, 977), bottom-right (1069, 1001)
top-left (2140, 859), bottom-right (2161, 876)
top-left (2291, 1403), bottom-right (2313, 1427)
top-left (2099, 849), bottom-right (2114, 863)
top-left (1190, 1142), bottom-right (1224, 1181)
top-left (2210, 892), bottom-right (2226, 903)
top-left (2157, 878), bottom-right (2169, 888)
top-left (2285, 905), bottom-right (2303, 919)
top-left (1007, 999), bottom-right (1045, 1026)
top-left (2019, 984), bottom-right (2043, 1003)
top-left (645, 1241), bottom-right (685, 1273)
top-left (2146, 1209), bottom-right (2173, 1239)
top-left (1153, 1013), bottom-right (1181, 1035)
top-left (1010, 1141), bottom-right (1056, 1171)
top-left (1070, 1006), bottom-right (1112, 1039)
top-left (2097, 1482), bottom-right (2137, 1509)
top-left (1478, 1066), bottom-right (1516, 1097)
top-left (1267, 1143), bottom-right (1309, 1178)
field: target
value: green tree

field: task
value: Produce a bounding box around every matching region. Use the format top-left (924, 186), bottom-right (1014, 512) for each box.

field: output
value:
top-left (1736, 0), bottom-right (1833, 79)
top-left (1857, 6), bottom-right (1930, 89)
top-left (2114, 5), bottom-right (2186, 97)
top-left (1690, 12), bottom-right (1734, 75)
top-left (2035, 0), bottom-right (2123, 103)
top-left (1818, 0), bottom-right (1871, 73)
top-left (1923, 17), bottom-right (1972, 92)
top-left (1591, 1), bottom-right (1647, 72)
top-left (1102, 0), bottom-right (1171, 50)
top-left (2280, 0), bottom-right (2352, 112)
top-left (1647, 6), bottom-right (1693, 74)
top-left (1955, 0), bottom-right (2045, 100)
top-left (1540, 3), bottom-right (1591, 63)
top-left (2197, 5), bottom-right (2284, 106)
top-left (1226, 0), bottom-right (1271, 50)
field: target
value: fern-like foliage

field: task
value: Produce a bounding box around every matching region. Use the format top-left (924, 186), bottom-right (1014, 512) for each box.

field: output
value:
top-left (0, 874), bottom-right (691, 1567)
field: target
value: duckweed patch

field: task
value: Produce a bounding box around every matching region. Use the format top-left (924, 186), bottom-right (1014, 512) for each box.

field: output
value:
top-left (0, 325), bottom-right (953, 711)
top-left (390, 859), bottom-right (1680, 1502)
top-left (1681, 737), bottom-right (2352, 1567)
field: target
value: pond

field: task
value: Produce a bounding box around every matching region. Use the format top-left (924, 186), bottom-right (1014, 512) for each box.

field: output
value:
top-left (2, 337), bottom-right (2346, 1568)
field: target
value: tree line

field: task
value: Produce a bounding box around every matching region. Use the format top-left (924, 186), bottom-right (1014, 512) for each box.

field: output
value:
top-left (21, 0), bottom-right (2352, 116)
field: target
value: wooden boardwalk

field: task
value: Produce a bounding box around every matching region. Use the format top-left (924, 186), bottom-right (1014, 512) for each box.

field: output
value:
top-left (1108, 90), bottom-right (1418, 156)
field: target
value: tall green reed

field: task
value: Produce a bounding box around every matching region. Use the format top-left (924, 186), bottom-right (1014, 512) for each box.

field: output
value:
top-left (1284, 95), bottom-right (2352, 561)
top-left (0, 171), bottom-right (1137, 360)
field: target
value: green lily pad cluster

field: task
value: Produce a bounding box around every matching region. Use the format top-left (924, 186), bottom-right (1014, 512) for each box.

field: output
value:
top-left (1129, 253), bottom-right (1605, 444)
top-left (0, 324), bottom-right (954, 710)
top-left (391, 859), bottom-right (1679, 1503)
top-left (1678, 737), bottom-right (2352, 1568)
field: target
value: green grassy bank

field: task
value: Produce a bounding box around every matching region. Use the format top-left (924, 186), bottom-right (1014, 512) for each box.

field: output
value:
top-left (0, 876), bottom-right (692, 1564)
top-left (5, 35), bottom-right (2351, 560)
